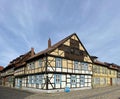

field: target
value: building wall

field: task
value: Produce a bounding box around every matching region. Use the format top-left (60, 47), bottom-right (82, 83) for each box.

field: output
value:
top-left (107, 68), bottom-right (117, 86)
top-left (93, 64), bottom-right (118, 88)
top-left (93, 64), bottom-right (108, 88)
top-left (14, 34), bottom-right (93, 90)
top-left (15, 73), bottom-right (92, 90)
top-left (47, 56), bottom-right (92, 74)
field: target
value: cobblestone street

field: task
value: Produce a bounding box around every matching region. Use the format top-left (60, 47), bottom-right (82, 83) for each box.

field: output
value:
top-left (0, 86), bottom-right (33, 99)
top-left (26, 86), bottom-right (120, 99)
top-left (1, 85), bottom-right (120, 99)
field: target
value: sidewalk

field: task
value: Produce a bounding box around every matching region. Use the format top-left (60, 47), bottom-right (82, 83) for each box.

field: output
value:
top-left (25, 86), bottom-right (120, 99)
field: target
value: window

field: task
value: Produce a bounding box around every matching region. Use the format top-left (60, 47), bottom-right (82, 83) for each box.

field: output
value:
top-left (31, 62), bottom-right (35, 69)
top-left (109, 70), bottom-right (111, 74)
top-left (98, 66), bottom-right (100, 74)
top-left (31, 76), bottom-right (35, 84)
top-left (38, 59), bottom-right (42, 67)
top-left (36, 75), bottom-right (43, 84)
top-left (80, 75), bottom-right (85, 85)
top-left (74, 61), bottom-right (79, 70)
top-left (56, 58), bottom-right (62, 68)
top-left (28, 62), bottom-right (35, 69)
top-left (71, 75), bottom-right (76, 85)
top-left (81, 62), bottom-right (88, 71)
top-left (55, 74), bottom-right (61, 84)
top-left (102, 67), bottom-right (104, 74)
top-left (93, 66), bottom-right (97, 73)
top-left (28, 76), bottom-right (32, 84)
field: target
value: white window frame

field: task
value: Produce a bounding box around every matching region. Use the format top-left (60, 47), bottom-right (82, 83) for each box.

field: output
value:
top-left (56, 58), bottom-right (62, 68)
top-left (38, 59), bottom-right (42, 67)
top-left (71, 75), bottom-right (76, 85)
top-left (80, 75), bottom-right (85, 85)
top-left (74, 61), bottom-right (79, 70)
top-left (55, 74), bottom-right (61, 84)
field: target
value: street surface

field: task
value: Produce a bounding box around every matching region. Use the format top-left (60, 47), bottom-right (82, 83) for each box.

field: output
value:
top-left (0, 86), bottom-right (33, 99)
top-left (26, 86), bottom-right (120, 99)
top-left (1, 86), bottom-right (120, 99)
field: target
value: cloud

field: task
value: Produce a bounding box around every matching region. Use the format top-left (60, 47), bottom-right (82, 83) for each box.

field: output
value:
top-left (0, 0), bottom-right (120, 67)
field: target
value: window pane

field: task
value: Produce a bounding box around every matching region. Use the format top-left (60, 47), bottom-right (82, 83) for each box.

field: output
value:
top-left (71, 75), bottom-right (76, 85)
top-left (39, 60), bottom-right (42, 67)
top-left (56, 58), bottom-right (62, 68)
top-left (74, 61), bottom-right (79, 70)
top-left (80, 75), bottom-right (85, 85)
top-left (55, 74), bottom-right (61, 84)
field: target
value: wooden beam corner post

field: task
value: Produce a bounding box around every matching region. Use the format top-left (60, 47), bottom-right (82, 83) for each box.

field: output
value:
top-left (45, 54), bottom-right (48, 90)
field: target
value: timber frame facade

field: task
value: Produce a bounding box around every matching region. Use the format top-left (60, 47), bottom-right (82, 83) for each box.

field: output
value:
top-left (14, 33), bottom-right (93, 90)
top-left (1, 48), bottom-right (35, 88)
top-left (1, 33), bottom-right (120, 92)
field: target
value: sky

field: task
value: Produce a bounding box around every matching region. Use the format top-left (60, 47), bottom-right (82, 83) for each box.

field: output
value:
top-left (0, 0), bottom-right (120, 67)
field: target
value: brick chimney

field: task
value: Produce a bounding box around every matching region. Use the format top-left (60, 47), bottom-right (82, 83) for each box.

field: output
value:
top-left (31, 47), bottom-right (35, 56)
top-left (48, 38), bottom-right (51, 48)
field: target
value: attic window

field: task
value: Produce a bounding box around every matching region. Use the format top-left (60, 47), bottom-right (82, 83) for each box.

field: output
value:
top-left (70, 48), bottom-right (74, 54)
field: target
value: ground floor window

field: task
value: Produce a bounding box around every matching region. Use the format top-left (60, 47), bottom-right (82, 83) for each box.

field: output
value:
top-left (71, 75), bottom-right (76, 85)
top-left (36, 75), bottom-right (43, 84)
top-left (54, 74), bottom-right (61, 84)
top-left (80, 75), bottom-right (85, 86)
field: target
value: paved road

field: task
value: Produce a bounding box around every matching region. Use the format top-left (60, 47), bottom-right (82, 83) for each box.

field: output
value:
top-left (26, 86), bottom-right (120, 99)
top-left (0, 86), bottom-right (34, 99)
top-left (1, 86), bottom-right (120, 99)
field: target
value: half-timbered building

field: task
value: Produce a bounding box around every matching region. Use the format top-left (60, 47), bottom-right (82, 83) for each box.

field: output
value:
top-left (14, 48), bottom-right (35, 88)
top-left (1, 63), bottom-right (15, 87)
top-left (0, 66), bottom-right (4, 85)
top-left (16, 33), bottom-right (93, 91)
top-left (1, 48), bottom-right (35, 88)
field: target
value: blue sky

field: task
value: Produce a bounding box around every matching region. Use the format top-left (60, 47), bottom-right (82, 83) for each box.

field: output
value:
top-left (0, 0), bottom-right (120, 67)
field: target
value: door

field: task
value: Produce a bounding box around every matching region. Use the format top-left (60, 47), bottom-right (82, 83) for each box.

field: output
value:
top-left (110, 78), bottom-right (112, 86)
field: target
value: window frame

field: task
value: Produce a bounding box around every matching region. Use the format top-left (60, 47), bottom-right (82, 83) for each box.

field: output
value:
top-left (74, 61), bottom-right (79, 70)
top-left (54, 74), bottom-right (61, 84)
top-left (71, 75), bottom-right (76, 85)
top-left (80, 75), bottom-right (85, 85)
top-left (38, 59), bottom-right (42, 67)
top-left (56, 58), bottom-right (62, 68)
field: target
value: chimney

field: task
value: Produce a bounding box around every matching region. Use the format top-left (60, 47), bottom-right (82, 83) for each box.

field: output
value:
top-left (31, 47), bottom-right (34, 56)
top-left (48, 38), bottom-right (51, 48)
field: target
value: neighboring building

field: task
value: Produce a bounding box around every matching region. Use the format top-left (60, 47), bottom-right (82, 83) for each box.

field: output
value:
top-left (1, 48), bottom-right (35, 88)
top-left (15, 33), bottom-right (93, 91)
top-left (117, 66), bottom-right (120, 78)
top-left (117, 66), bottom-right (120, 85)
top-left (92, 56), bottom-right (108, 88)
top-left (14, 48), bottom-right (35, 88)
top-left (1, 63), bottom-right (14, 87)
top-left (0, 66), bottom-right (4, 85)
top-left (105, 63), bottom-right (118, 86)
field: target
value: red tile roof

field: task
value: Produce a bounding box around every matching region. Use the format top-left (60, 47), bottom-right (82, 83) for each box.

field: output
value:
top-left (4, 48), bottom-right (35, 70)
top-left (104, 62), bottom-right (119, 70)
top-left (94, 60), bottom-right (108, 67)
